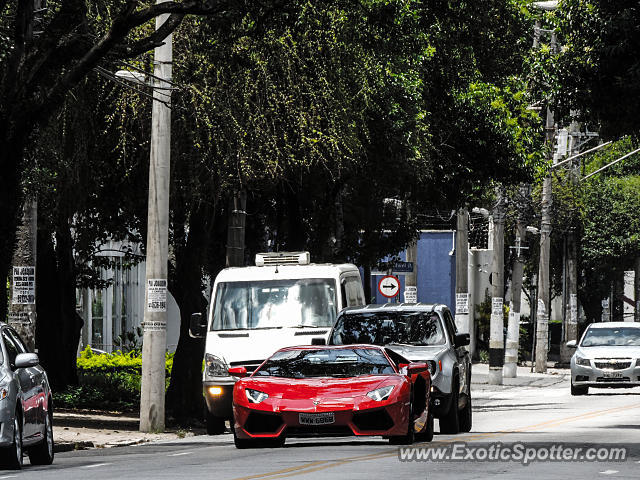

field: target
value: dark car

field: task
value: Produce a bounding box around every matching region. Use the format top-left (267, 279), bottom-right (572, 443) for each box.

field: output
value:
top-left (0, 323), bottom-right (54, 469)
top-left (328, 303), bottom-right (472, 434)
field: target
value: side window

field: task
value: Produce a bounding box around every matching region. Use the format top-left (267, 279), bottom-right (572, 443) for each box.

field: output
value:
top-left (442, 311), bottom-right (457, 344)
top-left (2, 331), bottom-right (19, 368)
top-left (343, 276), bottom-right (365, 307)
top-left (8, 329), bottom-right (28, 353)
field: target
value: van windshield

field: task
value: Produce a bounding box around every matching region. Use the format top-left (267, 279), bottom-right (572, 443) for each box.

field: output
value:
top-left (211, 279), bottom-right (337, 330)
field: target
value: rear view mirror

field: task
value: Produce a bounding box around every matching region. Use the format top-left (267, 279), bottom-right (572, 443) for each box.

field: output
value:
top-left (189, 312), bottom-right (207, 338)
top-left (406, 362), bottom-right (428, 376)
top-left (228, 366), bottom-right (248, 378)
top-left (15, 353), bottom-right (39, 369)
top-left (454, 333), bottom-right (470, 348)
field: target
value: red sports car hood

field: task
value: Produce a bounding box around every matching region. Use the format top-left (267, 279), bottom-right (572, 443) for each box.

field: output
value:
top-left (243, 375), bottom-right (398, 400)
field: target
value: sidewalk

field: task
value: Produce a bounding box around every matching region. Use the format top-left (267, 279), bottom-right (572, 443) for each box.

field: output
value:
top-left (52, 410), bottom-right (206, 452)
top-left (471, 362), bottom-right (570, 388)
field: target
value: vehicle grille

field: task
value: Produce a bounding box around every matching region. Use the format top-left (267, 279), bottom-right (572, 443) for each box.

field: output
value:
top-left (286, 425), bottom-right (353, 437)
top-left (594, 359), bottom-right (632, 370)
top-left (595, 377), bottom-right (630, 383)
top-left (352, 409), bottom-right (394, 431)
top-left (244, 412), bottom-right (283, 434)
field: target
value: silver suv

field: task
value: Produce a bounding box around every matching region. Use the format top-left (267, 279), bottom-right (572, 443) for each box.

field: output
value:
top-left (328, 304), bottom-right (472, 434)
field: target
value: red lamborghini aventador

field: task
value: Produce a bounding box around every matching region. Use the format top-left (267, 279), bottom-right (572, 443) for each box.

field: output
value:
top-left (230, 344), bottom-right (433, 448)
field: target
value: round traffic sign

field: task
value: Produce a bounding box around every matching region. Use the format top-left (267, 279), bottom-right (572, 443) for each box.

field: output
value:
top-left (378, 275), bottom-right (400, 298)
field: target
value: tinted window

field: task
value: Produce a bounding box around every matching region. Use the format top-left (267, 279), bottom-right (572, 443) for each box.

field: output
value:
top-left (8, 329), bottom-right (28, 353)
top-left (254, 348), bottom-right (395, 378)
top-left (330, 312), bottom-right (446, 346)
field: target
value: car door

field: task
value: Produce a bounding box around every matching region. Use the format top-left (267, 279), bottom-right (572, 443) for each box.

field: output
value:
top-left (442, 310), bottom-right (470, 395)
top-left (1, 329), bottom-right (38, 439)
top-left (8, 328), bottom-right (46, 436)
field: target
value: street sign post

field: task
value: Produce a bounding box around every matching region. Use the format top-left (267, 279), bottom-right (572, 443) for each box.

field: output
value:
top-left (378, 275), bottom-right (400, 298)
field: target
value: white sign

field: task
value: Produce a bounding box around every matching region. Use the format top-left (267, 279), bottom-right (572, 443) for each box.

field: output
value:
top-left (378, 275), bottom-right (400, 298)
top-left (404, 286), bottom-right (417, 303)
top-left (143, 320), bottom-right (167, 332)
top-left (147, 278), bottom-right (167, 312)
top-left (456, 293), bottom-right (470, 314)
top-left (491, 297), bottom-right (503, 316)
top-left (12, 266), bottom-right (35, 304)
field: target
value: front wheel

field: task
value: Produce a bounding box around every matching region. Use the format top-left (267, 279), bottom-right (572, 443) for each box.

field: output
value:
top-left (0, 413), bottom-right (23, 470)
top-left (206, 411), bottom-right (227, 435)
top-left (28, 409), bottom-right (54, 465)
top-left (459, 391), bottom-right (472, 433)
top-left (389, 406), bottom-right (415, 445)
top-left (439, 379), bottom-right (460, 434)
top-left (571, 382), bottom-right (588, 396)
top-left (416, 412), bottom-right (434, 442)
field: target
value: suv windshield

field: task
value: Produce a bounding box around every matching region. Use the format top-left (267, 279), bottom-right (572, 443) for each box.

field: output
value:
top-left (211, 279), bottom-right (337, 330)
top-left (254, 348), bottom-right (395, 378)
top-left (330, 312), bottom-right (446, 346)
top-left (581, 327), bottom-right (640, 347)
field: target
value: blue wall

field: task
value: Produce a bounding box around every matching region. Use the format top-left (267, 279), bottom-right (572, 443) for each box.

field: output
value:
top-left (370, 231), bottom-right (456, 308)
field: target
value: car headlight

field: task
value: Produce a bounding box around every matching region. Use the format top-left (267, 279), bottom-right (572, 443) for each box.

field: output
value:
top-left (575, 355), bottom-right (591, 367)
top-left (367, 385), bottom-right (394, 401)
top-left (205, 354), bottom-right (229, 377)
top-left (245, 388), bottom-right (269, 403)
top-left (426, 360), bottom-right (437, 376)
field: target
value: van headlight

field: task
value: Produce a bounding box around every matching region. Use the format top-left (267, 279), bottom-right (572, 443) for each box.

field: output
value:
top-left (205, 354), bottom-right (229, 378)
top-left (575, 355), bottom-right (591, 367)
top-left (367, 385), bottom-right (394, 401)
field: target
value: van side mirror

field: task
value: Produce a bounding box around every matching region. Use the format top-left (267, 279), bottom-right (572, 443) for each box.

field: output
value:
top-left (566, 340), bottom-right (577, 348)
top-left (311, 337), bottom-right (326, 346)
top-left (454, 333), bottom-right (470, 348)
top-left (189, 312), bottom-right (207, 338)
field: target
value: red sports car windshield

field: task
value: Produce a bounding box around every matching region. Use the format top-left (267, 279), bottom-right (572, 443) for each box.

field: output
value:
top-left (254, 348), bottom-right (396, 378)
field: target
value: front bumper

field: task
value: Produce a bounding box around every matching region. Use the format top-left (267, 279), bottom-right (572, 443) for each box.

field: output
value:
top-left (203, 380), bottom-right (235, 419)
top-left (572, 362), bottom-right (640, 388)
top-left (233, 401), bottom-right (410, 440)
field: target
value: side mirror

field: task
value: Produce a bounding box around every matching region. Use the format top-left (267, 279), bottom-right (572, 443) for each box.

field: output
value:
top-left (228, 366), bottom-right (248, 378)
top-left (189, 312), bottom-right (207, 338)
top-left (15, 353), bottom-right (39, 369)
top-left (311, 337), bottom-right (326, 346)
top-left (406, 362), bottom-right (428, 376)
top-left (454, 333), bottom-right (470, 348)
top-left (566, 340), bottom-right (577, 348)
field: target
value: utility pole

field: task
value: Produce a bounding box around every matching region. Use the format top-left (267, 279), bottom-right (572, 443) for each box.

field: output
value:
top-left (489, 187), bottom-right (505, 385)
top-left (140, 9), bottom-right (172, 433)
top-left (504, 190), bottom-right (528, 378)
top-left (226, 190), bottom-right (247, 267)
top-left (455, 208), bottom-right (470, 336)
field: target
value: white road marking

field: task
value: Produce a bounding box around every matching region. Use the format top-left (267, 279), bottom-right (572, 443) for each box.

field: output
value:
top-left (169, 452), bottom-right (192, 457)
top-left (0, 475), bottom-right (18, 479)
top-left (600, 471), bottom-right (619, 475)
top-left (82, 463), bottom-right (112, 468)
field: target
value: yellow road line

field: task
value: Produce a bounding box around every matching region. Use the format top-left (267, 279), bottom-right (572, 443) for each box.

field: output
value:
top-left (232, 401), bottom-right (640, 480)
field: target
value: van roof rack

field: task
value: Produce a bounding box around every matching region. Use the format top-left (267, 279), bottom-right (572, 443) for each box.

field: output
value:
top-left (255, 251), bottom-right (310, 267)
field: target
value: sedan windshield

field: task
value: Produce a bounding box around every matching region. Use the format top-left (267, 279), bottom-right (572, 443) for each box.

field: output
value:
top-left (581, 327), bottom-right (640, 347)
top-left (330, 312), bottom-right (446, 346)
top-left (254, 348), bottom-right (395, 378)
top-left (211, 279), bottom-right (336, 330)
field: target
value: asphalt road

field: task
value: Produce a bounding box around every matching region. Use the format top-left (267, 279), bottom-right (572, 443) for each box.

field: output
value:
top-left (7, 379), bottom-right (640, 480)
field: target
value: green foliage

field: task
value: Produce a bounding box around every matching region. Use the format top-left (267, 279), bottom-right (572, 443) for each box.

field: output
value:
top-left (53, 347), bottom-right (174, 411)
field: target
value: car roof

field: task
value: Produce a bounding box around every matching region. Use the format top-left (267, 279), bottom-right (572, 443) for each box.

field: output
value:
top-left (587, 321), bottom-right (640, 329)
top-left (214, 264), bottom-right (359, 282)
top-left (339, 303), bottom-right (448, 315)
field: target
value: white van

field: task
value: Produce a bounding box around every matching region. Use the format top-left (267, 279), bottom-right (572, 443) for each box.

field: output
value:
top-left (190, 251), bottom-right (366, 434)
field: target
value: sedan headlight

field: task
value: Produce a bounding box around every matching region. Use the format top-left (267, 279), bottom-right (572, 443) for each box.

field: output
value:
top-left (205, 354), bottom-right (229, 377)
top-left (245, 388), bottom-right (269, 404)
top-left (367, 385), bottom-right (394, 402)
top-left (575, 355), bottom-right (591, 367)
top-left (426, 360), bottom-right (437, 376)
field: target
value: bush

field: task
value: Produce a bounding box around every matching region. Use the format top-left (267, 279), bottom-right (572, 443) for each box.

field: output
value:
top-left (53, 346), bottom-right (174, 412)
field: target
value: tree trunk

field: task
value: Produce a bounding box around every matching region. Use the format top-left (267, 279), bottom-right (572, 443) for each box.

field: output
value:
top-left (165, 205), bottom-right (211, 423)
